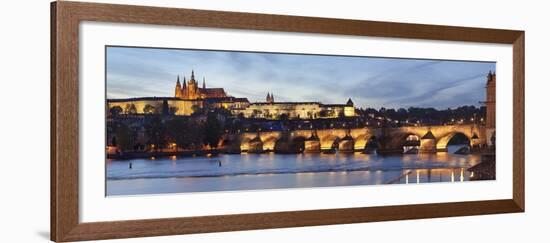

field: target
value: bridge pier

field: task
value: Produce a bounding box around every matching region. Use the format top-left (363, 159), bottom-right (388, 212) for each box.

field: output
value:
top-left (247, 143), bottom-right (264, 153)
top-left (338, 140), bottom-right (355, 152)
top-left (304, 140), bottom-right (321, 153)
top-left (419, 138), bottom-right (437, 153)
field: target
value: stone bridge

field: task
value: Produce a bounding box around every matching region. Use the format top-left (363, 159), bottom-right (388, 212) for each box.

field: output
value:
top-left (222, 124), bottom-right (488, 154)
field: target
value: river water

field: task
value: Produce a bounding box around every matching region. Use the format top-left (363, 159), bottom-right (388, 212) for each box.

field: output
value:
top-left (106, 145), bottom-right (482, 196)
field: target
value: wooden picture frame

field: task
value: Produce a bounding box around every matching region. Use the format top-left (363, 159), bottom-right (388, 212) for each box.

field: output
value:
top-left (51, 1), bottom-right (524, 242)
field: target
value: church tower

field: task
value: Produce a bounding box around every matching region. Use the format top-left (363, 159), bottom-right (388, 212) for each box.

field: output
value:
top-left (266, 92), bottom-right (274, 103)
top-left (486, 71), bottom-right (496, 129)
top-left (182, 76), bottom-right (187, 98)
top-left (174, 75), bottom-right (183, 98)
top-left (346, 98), bottom-right (354, 106)
top-left (485, 70), bottom-right (496, 147)
top-left (187, 70), bottom-right (199, 99)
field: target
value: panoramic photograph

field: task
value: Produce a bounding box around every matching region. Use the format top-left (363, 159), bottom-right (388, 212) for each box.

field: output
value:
top-left (105, 46), bottom-right (496, 196)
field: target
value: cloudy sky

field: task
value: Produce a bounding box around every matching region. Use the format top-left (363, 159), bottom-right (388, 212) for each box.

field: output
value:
top-left (106, 46), bottom-right (495, 110)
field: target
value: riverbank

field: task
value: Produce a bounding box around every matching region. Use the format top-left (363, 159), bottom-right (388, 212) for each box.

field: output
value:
top-left (107, 149), bottom-right (222, 160)
top-left (467, 153), bottom-right (496, 180)
top-left (108, 147), bottom-right (482, 159)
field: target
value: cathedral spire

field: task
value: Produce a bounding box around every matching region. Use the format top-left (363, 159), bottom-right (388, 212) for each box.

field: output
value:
top-left (266, 92), bottom-right (275, 103)
top-left (191, 70), bottom-right (195, 81)
top-left (183, 76), bottom-right (187, 87)
top-left (346, 98), bottom-right (354, 106)
top-left (175, 75), bottom-right (182, 98)
top-left (202, 77), bottom-right (206, 89)
top-left (487, 70), bottom-right (493, 78)
top-left (487, 70), bottom-right (495, 85)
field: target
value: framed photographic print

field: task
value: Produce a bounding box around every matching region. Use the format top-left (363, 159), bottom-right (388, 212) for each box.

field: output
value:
top-left (51, 1), bottom-right (524, 242)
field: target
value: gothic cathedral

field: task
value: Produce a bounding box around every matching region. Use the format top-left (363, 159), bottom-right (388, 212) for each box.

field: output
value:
top-left (175, 70), bottom-right (227, 100)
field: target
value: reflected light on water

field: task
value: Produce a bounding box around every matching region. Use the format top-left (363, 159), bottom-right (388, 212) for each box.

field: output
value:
top-left (451, 170), bottom-right (455, 182)
top-left (107, 147), bottom-right (483, 195)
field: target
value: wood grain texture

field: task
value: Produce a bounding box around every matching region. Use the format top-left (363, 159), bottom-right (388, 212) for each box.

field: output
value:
top-left (50, 2), bottom-right (57, 241)
top-left (61, 200), bottom-right (522, 242)
top-left (51, 1), bottom-right (525, 242)
top-left (60, 1), bottom-right (523, 43)
top-left (52, 1), bottom-right (80, 241)
top-left (512, 33), bottom-right (525, 211)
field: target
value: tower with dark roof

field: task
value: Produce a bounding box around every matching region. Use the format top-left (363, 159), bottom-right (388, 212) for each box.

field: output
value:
top-left (486, 71), bottom-right (496, 129)
top-left (186, 70), bottom-right (199, 99)
top-left (174, 75), bottom-right (182, 98)
top-left (266, 92), bottom-right (275, 103)
top-left (175, 70), bottom-right (228, 100)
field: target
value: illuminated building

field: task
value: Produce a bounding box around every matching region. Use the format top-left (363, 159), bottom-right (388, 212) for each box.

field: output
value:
top-left (242, 94), bottom-right (355, 119)
top-left (107, 70), bottom-right (356, 119)
top-left (108, 70), bottom-right (249, 116)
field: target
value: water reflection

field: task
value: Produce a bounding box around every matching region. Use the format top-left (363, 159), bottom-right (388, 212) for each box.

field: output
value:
top-left (394, 168), bottom-right (473, 185)
top-left (106, 145), bottom-right (482, 196)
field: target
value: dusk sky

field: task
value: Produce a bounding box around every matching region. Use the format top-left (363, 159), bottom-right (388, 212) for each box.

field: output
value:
top-left (106, 46), bottom-right (495, 110)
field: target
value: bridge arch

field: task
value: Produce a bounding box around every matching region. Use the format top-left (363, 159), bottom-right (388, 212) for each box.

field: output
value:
top-left (240, 136), bottom-right (264, 153)
top-left (354, 134), bottom-right (370, 150)
top-left (402, 134), bottom-right (421, 153)
top-left (380, 131), bottom-right (423, 154)
top-left (338, 134), bottom-right (355, 152)
top-left (239, 137), bottom-right (251, 152)
top-left (320, 135), bottom-right (340, 151)
top-left (274, 135), bottom-right (307, 153)
top-left (365, 135), bottom-right (380, 153)
top-left (436, 132), bottom-right (471, 152)
top-left (262, 136), bottom-right (278, 151)
top-left (304, 138), bottom-right (321, 153)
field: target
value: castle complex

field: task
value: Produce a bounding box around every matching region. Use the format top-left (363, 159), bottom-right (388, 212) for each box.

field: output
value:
top-left (174, 70), bottom-right (227, 100)
top-left (107, 70), bottom-right (356, 119)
